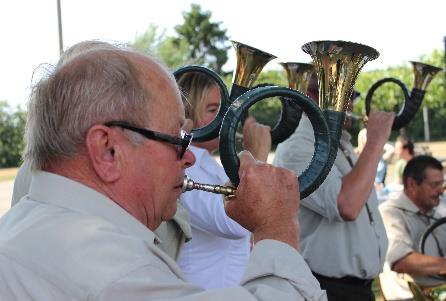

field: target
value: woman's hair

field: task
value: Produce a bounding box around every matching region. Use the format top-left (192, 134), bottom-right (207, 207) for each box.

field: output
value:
top-left (25, 41), bottom-right (152, 170)
top-left (176, 72), bottom-right (218, 126)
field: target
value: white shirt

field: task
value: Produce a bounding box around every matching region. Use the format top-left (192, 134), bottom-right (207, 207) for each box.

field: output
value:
top-left (273, 114), bottom-right (388, 279)
top-left (178, 145), bottom-right (250, 288)
top-left (0, 171), bottom-right (326, 301)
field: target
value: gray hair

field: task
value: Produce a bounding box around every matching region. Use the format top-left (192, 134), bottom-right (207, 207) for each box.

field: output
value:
top-left (25, 41), bottom-right (153, 170)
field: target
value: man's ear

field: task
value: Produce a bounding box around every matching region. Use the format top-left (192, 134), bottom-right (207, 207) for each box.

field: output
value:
top-left (406, 177), bottom-right (418, 192)
top-left (85, 125), bottom-right (121, 182)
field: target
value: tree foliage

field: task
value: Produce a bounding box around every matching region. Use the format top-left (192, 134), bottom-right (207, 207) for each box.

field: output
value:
top-left (174, 4), bottom-right (229, 73)
top-left (0, 101), bottom-right (26, 168)
top-left (132, 4), bottom-right (230, 72)
top-left (131, 25), bottom-right (190, 69)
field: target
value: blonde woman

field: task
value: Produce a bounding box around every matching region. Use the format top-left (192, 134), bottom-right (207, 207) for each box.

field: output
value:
top-left (177, 72), bottom-right (271, 289)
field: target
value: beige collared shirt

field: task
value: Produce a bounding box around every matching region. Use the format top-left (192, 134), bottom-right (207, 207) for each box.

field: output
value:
top-left (273, 114), bottom-right (388, 279)
top-left (154, 203), bottom-right (192, 260)
top-left (11, 160), bottom-right (191, 261)
top-left (379, 192), bottom-right (446, 287)
top-left (0, 171), bottom-right (326, 300)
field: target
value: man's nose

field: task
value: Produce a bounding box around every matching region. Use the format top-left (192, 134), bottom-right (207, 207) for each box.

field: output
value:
top-left (182, 148), bottom-right (196, 168)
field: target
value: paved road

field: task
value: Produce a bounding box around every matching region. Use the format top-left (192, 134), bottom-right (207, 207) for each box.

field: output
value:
top-left (0, 180), bottom-right (13, 216)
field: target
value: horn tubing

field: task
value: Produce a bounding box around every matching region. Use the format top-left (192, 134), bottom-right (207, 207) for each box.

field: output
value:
top-left (418, 217), bottom-right (446, 254)
top-left (364, 77), bottom-right (419, 130)
top-left (271, 96), bottom-right (304, 145)
top-left (219, 86), bottom-right (341, 199)
top-left (229, 84), bottom-right (249, 102)
top-left (173, 65), bottom-right (230, 142)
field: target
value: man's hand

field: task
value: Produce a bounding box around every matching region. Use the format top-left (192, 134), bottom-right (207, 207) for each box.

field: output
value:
top-left (225, 151), bottom-right (300, 250)
top-left (366, 110), bottom-right (395, 149)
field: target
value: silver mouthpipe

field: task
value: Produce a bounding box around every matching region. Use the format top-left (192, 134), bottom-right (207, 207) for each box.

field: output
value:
top-left (182, 175), bottom-right (236, 197)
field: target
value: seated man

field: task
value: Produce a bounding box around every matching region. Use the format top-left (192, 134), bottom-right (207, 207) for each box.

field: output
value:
top-left (0, 41), bottom-right (325, 300)
top-left (380, 155), bottom-right (446, 290)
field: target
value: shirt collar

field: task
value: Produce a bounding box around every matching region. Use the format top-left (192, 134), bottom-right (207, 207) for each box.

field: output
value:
top-left (29, 171), bottom-right (160, 245)
top-left (171, 202), bottom-right (192, 241)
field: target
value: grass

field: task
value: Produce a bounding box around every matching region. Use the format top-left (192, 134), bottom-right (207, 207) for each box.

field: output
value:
top-left (0, 167), bottom-right (18, 182)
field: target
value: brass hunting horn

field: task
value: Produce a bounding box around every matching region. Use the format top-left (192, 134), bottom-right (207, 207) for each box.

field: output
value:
top-left (173, 41), bottom-right (276, 142)
top-left (365, 61), bottom-right (443, 130)
top-left (219, 40), bottom-right (379, 198)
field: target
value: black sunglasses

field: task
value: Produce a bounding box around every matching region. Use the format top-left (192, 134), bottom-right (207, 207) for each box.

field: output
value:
top-left (104, 120), bottom-right (193, 159)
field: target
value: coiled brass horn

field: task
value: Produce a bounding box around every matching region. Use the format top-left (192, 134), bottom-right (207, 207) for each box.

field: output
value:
top-left (173, 41), bottom-right (276, 142)
top-left (219, 40), bottom-right (379, 198)
top-left (365, 61), bottom-right (443, 130)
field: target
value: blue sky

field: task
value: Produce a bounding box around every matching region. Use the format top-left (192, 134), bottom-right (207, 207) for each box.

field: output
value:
top-left (1, 0), bottom-right (444, 108)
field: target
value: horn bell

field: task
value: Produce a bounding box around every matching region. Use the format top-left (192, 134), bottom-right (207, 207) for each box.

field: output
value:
top-left (279, 62), bottom-right (314, 93)
top-left (410, 61), bottom-right (443, 91)
top-left (302, 40), bottom-right (379, 112)
top-left (231, 40), bottom-right (277, 89)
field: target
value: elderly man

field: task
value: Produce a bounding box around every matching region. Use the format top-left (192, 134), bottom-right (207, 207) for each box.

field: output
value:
top-left (273, 72), bottom-right (395, 300)
top-left (0, 41), bottom-right (325, 300)
top-left (10, 41), bottom-right (191, 261)
top-left (380, 155), bottom-right (446, 290)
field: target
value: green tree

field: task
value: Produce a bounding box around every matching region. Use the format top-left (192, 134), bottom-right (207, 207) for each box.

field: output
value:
top-left (158, 36), bottom-right (192, 69)
top-left (174, 4), bottom-right (229, 73)
top-left (132, 25), bottom-right (164, 55)
top-left (0, 101), bottom-right (26, 168)
top-left (131, 25), bottom-right (190, 69)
